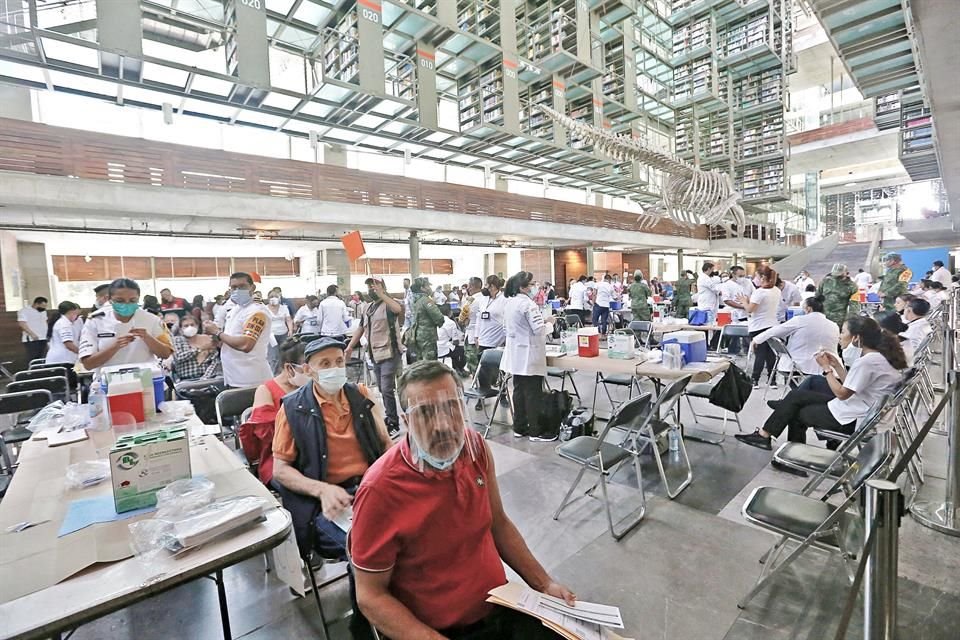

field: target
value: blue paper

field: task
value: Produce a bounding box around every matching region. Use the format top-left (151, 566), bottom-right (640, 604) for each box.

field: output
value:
top-left (58, 495), bottom-right (156, 537)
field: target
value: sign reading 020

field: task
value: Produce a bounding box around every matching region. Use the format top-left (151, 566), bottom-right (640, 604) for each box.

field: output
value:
top-left (239, 0), bottom-right (263, 9)
top-left (361, 7), bottom-right (380, 23)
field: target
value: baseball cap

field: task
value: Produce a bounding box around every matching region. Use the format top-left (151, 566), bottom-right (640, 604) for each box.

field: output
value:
top-left (883, 252), bottom-right (901, 262)
top-left (831, 263), bottom-right (847, 276)
top-left (304, 336), bottom-right (346, 360)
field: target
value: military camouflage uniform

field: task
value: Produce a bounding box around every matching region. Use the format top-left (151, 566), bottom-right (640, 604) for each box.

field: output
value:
top-left (816, 274), bottom-right (858, 327)
top-left (458, 293), bottom-right (480, 375)
top-left (673, 276), bottom-right (695, 320)
top-left (628, 281), bottom-right (652, 322)
top-left (411, 294), bottom-right (445, 361)
top-left (878, 264), bottom-right (909, 311)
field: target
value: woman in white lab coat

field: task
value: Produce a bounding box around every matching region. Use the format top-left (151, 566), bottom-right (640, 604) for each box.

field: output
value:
top-left (501, 271), bottom-right (555, 441)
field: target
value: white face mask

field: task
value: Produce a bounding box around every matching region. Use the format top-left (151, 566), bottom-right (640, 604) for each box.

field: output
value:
top-left (842, 342), bottom-right (861, 367)
top-left (181, 326), bottom-right (198, 338)
top-left (269, 297), bottom-right (280, 306)
top-left (313, 366), bottom-right (347, 393)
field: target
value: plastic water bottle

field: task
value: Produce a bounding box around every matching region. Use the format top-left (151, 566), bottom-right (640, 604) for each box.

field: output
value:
top-left (88, 373), bottom-right (107, 431)
top-left (607, 332), bottom-right (615, 351)
top-left (668, 425), bottom-right (680, 452)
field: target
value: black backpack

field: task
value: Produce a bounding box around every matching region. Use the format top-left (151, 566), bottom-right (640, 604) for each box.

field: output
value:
top-left (708, 363), bottom-right (752, 412)
top-left (538, 389), bottom-right (574, 437)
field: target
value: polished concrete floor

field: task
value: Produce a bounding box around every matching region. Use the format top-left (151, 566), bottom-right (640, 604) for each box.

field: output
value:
top-left (64, 368), bottom-right (960, 640)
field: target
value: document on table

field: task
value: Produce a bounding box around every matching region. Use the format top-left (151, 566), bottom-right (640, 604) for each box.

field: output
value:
top-left (47, 429), bottom-right (89, 447)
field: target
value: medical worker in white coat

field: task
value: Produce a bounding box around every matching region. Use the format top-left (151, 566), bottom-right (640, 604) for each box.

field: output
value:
top-left (500, 271), bottom-right (556, 442)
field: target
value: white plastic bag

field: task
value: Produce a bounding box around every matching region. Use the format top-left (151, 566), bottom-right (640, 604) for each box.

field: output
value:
top-left (65, 459), bottom-right (111, 489)
top-left (155, 477), bottom-right (216, 519)
top-left (27, 401), bottom-right (90, 433)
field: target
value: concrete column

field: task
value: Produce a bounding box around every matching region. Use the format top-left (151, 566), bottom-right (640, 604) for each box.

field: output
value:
top-left (326, 248), bottom-right (351, 292)
top-left (409, 230), bottom-right (420, 279)
top-left (677, 249), bottom-right (684, 274)
top-left (550, 249), bottom-right (556, 285)
top-left (15, 242), bottom-right (51, 303)
top-left (0, 85), bottom-right (32, 120)
top-left (732, 253), bottom-right (739, 267)
top-left (585, 245), bottom-right (595, 277)
top-left (494, 175), bottom-right (509, 191)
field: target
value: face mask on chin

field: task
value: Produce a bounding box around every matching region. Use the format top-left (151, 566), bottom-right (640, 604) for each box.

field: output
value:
top-left (408, 431), bottom-right (464, 471)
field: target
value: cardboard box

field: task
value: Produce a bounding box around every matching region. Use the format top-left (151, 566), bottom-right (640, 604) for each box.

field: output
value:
top-left (110, 427), bottom-right (192, 513)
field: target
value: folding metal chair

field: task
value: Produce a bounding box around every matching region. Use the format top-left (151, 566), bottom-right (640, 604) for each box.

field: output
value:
top-left (627, 320), bottom-right (652, 348)
top-left (6, 376), bottom-right (69, 404)
top-left (215, 386), bottom-right (258, 449)
top-left (564, 313), bottom-right (583, 329)
top-left (27, 358), bottom-right (46, 368)
top-left (592, 368), bottom-right (645, 418)
top-left (30, 360), bottom-right (74, 370)
top-left (15, 366), bottom-right (73, 397)
top-left (682, 374), bottom-right (744, 443)
top-left (545, 366), bottom-right (581, 402)
top-left (737, 432), bottom-right (895, 609)
top-left (764, 336), bottom-right (806, 398)
top-left (712, 323), bottom-right (750, 358)
top-left (632, 374), bottom-right (695, 498)
top-left (463, 348), bottom-right (512, 438)
top-left (773, 395), bottom-right (893, 496)
top-left (553, 394), bottom-right (653, 540)
top-left (0, 389), bottom-right (53, 475)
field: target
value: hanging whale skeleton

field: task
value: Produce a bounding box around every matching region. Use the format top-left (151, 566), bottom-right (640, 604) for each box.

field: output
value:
top-left (539, 105), bottom-right (746, 231)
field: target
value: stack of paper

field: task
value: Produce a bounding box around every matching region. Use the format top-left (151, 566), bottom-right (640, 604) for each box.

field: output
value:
top-left (487, 583), bottom-right (633, 640)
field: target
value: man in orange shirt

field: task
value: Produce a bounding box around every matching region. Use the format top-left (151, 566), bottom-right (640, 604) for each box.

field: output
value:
top-left (273, 337), bottom-right (393, 638)
top-left (272, 336), bottom-right (394, 561)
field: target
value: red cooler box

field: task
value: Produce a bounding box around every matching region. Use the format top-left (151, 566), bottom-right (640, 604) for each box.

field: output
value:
top-left (577, 327), bottom-right (600, 357)
top-left (716, 310), bottom-right (732, 327)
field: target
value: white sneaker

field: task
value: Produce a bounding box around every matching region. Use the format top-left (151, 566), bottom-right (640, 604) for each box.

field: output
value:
top-left (513, 432), bottom-right (526, 438)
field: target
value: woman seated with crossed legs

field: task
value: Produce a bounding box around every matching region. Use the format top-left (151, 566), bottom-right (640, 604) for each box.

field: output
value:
top-left (736, 316), bottom-right (906, 457)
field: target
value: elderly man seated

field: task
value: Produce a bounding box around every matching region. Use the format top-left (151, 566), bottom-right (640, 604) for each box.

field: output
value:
top-left (350, 360), bottom-right (576, 639)
top-left (272, 336), bottom-right (393, 637)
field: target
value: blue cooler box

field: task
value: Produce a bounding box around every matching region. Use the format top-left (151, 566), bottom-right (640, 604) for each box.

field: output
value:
top-left (609, 300), bottom-right (623, 310)
top-left (660, 330), bottom-right (707, 363)
top-left (786, 307), bottom-right (805, 321)
top-left (550, 299), bottom-right (563, 310)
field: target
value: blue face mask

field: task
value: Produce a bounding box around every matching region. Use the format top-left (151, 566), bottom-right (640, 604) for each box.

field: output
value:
top-left (410, 435), bottom-right (463, 471)
top-left (112, 302), bottom-right (139, 317)
top-left (230, 289), bottom-right (252, 306)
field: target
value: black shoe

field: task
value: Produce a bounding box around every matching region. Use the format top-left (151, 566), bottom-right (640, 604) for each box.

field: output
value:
top-left (771, 460), bottom-right (808, 477)
top-left (766, 400), bottom-right (782, 410)
top-left (388, 426), bottom-right (401, 439)
top-left (735, 430), bottom-right (773, 450)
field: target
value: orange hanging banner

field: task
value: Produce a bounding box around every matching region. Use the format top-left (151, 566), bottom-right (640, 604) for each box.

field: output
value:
top-left (341, 230), bottom-right (367, 262)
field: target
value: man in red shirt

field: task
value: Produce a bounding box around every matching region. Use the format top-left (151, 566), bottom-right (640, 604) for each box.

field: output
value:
top-left (350, 360), bottom-right (576, 639)
top-left (159, 288), bottom-right (190, 317)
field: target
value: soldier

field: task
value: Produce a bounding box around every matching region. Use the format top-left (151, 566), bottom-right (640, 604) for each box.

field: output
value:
top-left (673, 270), bottom-right (695, 320)
top-left (628, 270), bottom-right (652, 322)
top-left (878, 252), bottom-right (911, 311)
top-left (816, 263), bottom-right (859, 328)
top-left (408, 276), bottom-right (445, 362)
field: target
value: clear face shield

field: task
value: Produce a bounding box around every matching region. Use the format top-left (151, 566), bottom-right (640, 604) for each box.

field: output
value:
top-left (401, 389), bottom-right (478, 472)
